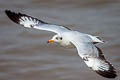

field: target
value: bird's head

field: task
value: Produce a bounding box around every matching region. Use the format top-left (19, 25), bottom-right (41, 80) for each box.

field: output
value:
top-left (47, 35), bottom-right (63, 43)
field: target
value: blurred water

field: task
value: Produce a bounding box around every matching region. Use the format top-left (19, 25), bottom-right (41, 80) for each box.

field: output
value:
top-left (0, 0), bottom-right (120, 80)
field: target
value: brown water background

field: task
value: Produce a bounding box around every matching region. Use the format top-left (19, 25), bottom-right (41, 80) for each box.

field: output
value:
top-left (0, 0), bottom-right (120, 80)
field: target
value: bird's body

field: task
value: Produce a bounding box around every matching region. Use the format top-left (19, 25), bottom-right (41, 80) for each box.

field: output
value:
top-left (5, 10), bottom-right (117, 78)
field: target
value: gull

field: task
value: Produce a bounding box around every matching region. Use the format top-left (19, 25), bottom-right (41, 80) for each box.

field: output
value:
top-left (5, 10), bottom-right (117, 78)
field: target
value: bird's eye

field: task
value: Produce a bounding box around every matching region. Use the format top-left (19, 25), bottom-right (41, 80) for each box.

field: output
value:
top-left (56, 37), bottom-right (58, 40)
top-left (60, 37), bottom-right (62, 40)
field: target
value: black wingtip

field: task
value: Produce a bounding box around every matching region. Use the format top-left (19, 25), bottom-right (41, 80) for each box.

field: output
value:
top-left (95, 63), bottom-right (117, 79)
top-left (95, 70), bottom-right (117, 78)
top-left (5, 9), bottom-right (48, 24)
top-left (5, 10), bottom-right (22, 24)
top-left (95, 46), bottom-right (117, 78)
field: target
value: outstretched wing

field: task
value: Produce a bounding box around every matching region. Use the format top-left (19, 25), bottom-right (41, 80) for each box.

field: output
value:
top-left (71, 40), bottom-right (117, 78)
top-left (5, 10), bottom-right (71, 34)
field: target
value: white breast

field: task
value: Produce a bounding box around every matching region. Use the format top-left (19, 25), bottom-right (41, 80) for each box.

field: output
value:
top-left (60, 41), bottom-right (75, 48)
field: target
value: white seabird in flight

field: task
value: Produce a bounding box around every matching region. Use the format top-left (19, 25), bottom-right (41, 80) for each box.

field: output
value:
top-left (5, 10), bottom-right (117, 78)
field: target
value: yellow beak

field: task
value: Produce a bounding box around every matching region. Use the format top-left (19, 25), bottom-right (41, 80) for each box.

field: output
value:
top-left (47, 40), bottom-right (54, 43)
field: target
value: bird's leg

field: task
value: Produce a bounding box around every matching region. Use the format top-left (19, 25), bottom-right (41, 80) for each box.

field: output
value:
top-left (83, 56), bottom-right (89, 61)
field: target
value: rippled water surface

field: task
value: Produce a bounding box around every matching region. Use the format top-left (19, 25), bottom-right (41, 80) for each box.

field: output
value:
top-left (0, 0), bottom-right (120, 80)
